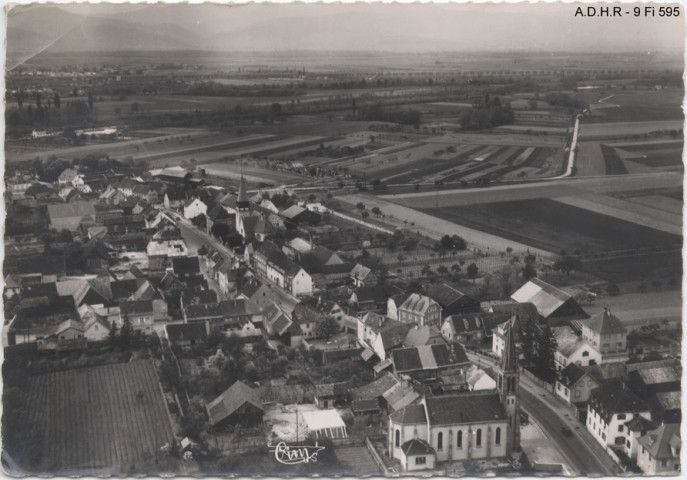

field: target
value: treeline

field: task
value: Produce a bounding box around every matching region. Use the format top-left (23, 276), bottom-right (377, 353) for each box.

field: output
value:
top-left (184, 81), bottom-right (306, 97)
top-left (357, 103), bottom-right (422, 125)
top-left (459, 95), bottom-right (514, 130)
top-left (544, 92), bottom-right (587, 112)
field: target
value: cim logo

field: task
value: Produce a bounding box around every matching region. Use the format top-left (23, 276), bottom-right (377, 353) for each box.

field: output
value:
top-left (268, 442), bottom-right (326, 465)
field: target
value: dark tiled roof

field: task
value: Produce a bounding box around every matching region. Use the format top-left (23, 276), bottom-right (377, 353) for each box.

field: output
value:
top-left (172, 256), bottom-right (200, 276)
top-left (351, 398), bottom-right (380, 413)
top-left (425, 283), bottom-right (475, 308)
top-left (207, 381), bottom-right (263, 426)
top-left (17, 255), bottom-right (66, 276)
top-left (110, 279), bottom-right (139, 300)
top-left (590, 379), bottom-right (650, 422)
top-left (401, 438), bottom-right (435, 456)
top-left (584, 309), bottom-right (627, 336)
top-left (316, 381), bottom-right (351, 397)
top-left (559, 363), bottom-right (593, 388)
top-left (166, 322), bottom-right (208, 343)
top-left (181, 289), bottom-right (217, 306)
top-left (426, 392), bottom-right (507, 425)
top-left (119, 299), bottom-right (153, 315)
top-left (389, 404), bottom-right (426, 424)
top-left (392, 344), bottom-right (469, 373)
top-left (625, 415), bottom-right (657, 432)
top-left (352, 372), bottom-right (401, 401)
top-left (185, 302), bottom-right (223, 320)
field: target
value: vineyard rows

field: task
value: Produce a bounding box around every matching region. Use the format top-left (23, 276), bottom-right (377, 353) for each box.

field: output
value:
top-left (24, 360), bottom-right (175, 474)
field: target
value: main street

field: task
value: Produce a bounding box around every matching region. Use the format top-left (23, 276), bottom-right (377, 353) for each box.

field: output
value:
top-left (467, 351), bottom-right (621, 476)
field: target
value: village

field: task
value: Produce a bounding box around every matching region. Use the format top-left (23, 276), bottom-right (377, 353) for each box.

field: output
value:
top-left (2, 156), bottom-right (680, 475)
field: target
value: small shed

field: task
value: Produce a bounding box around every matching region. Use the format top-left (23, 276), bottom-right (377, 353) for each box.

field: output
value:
top-left (314, 381), bottom-right (350, 409)
top-left (206, 381), bottom-right (264, 429)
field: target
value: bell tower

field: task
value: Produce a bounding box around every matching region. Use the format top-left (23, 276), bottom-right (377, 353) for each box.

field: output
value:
top-left (496, 318), bottom-right (520, 454)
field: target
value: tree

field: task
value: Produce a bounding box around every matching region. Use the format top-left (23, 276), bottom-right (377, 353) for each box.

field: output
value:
top-left (371, 207), bottom-right (381, 215)
top-left (522, 263), bottom-right (537, 281)
top-left (361, 211), bottom-right (369, 219)
top-left (437, 265), bottom-right (449, 276)
top-left (87, 91), bottom-right (94, 112)
top-left (521, 319), bottom-right (539, 366)
top-left (315, 316), bottom-right (340, 341)
top-left (119, 317), bottom-right (134, 347)
top-left (450, 264), bottom-right (461, 273)
top-left (467, 263), bottom-right (479, 284)
top-left (356, 202), bottom-right (365, 210)
top-left (109, 321), bottom-right (118, 345)
top-left (553, 255), bottom-right (582, 277)
top-left (536, 327), bottom-right (558, 383)
top-left (198, 245), bottom-right (208, 256)
top-left (53, 92), bottom-right (61, 110)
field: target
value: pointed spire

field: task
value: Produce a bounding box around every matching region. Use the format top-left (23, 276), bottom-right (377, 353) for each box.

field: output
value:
top-left (238, 174), bottom-right (248, 203)
top-left (500, 320), bottom-right (518, 372)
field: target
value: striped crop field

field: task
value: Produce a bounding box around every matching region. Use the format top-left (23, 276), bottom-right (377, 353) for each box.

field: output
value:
top-left (21, 361), bottom-right (175, 475)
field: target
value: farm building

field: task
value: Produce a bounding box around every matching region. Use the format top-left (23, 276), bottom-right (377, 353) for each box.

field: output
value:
top-left (207, 380), bottom-right (264, 428)
top-left (301, 409), bottom-right (348, 439)
top-left (350, 264), bottom-right (376, 287)
top-left (165, 322), bottom-right (209, 348)
top-left (581, 308), bottom-right (629, 364)
top-left (511, 278), bottom-right (588, 322)
top-left (391, 344), bottom-right (469, 381)
top-left (47, 201), bottom-right (97, 231)
top-left (424, 283), bottom-right (480, 316)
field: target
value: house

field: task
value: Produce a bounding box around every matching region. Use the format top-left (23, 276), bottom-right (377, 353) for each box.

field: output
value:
top-left (511, 278), bottom-right (588, 321)
top-left (47, 201), bottom-right (97, 231)
top-left (627, 366), bottom-right (681, 402)
top-left (636, 423), bottom-right (681, 474)
top-left (389, 392), bottom-right (509, 469)
top-left (164, 189), bottom-right (188, 209)
top-left (391, 343), bottom-right (470, 381)
top-left (147, 228), bottom-right (189, 257)
top-left (172, 257), bottom-right (201, 278)
top-left (292, 303), bottom-right (324, 339)
top-left (215, 263), bottom-right (238, 297)
top-left (252, 240), bottom-right (313, 296)
top-left (119, 299), bottom-right (155, 335)
top-left (403, 324), bottom-right (445, 348)
top-left (314, 381), bottom-right (351, 409)
top-left (357, 313), bottom-right (413, 361)
top-left (398, 294), bottom-right (442, 327)
top-left (647, 391), bottom-right (682, 424)
top-left (83, 315), bottom-right (112, 341)
top-left (152, 167), bottom-right (193, 186)
top-left (205, 204), bottom-right (234, 234)
top-left (466, 366), bottom-right (497, 392)
top-left (555, 363), bottom-right (601, 408)
top-left (110, 279), bottom-right (139, 302)
top-left (491, 315), bottom-right (525, 360)
top-left (581, 308), bottom-right (629, 364)
top-left (586, 378), bottom-right (651, 450)
top-left (165, 322), bottom-right (209, 348)
top-left (350, 264), bottom-right (376, 287)
top-left (441, 312), bottom-right (511, 345)
top-left (58, 168), bottom-right (81, 185)
top-left (351, 285), bottom-right (403, 314)
top-left (184, 197), bottom-right (207, 220)
top-left (280, 204), bottom-right (319, 228)
top-left (17, 255), bottom-right (67, 283)
top-left (552, 325), bottom-right (602, 371)
top-left (206, 381), bottom-right (264, 429)
top-left (424, 283), bottom-right (480, 316)
top-left (4, 274), bottom-right (21, 300)
top-left (262, 302), bottom-right (293, 337)
top-left (623, 415), bottom-right (658, 461)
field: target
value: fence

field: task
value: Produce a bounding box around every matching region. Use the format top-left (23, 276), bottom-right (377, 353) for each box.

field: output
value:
top-left (521, 367), bottom-right (554, 393)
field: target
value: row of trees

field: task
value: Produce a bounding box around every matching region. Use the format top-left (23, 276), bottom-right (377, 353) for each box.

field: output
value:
top-left (459, 95), bottom-right (515, 130)
top-left (521, 321), bottom-right (558, 382)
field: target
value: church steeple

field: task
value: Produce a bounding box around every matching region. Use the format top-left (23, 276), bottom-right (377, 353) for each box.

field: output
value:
top-left (496, 318), bottom-right (521, 454)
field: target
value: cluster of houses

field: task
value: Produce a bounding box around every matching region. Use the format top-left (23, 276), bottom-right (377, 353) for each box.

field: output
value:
top-left (3, 163), bottom-right (680, 474)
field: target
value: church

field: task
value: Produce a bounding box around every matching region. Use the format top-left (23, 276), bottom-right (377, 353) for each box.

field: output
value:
top-left (387, 327), bottom-right (520, 471)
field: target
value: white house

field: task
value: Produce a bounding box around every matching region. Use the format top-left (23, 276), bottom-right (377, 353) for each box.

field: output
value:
top-left (636, 423), bottom-right (681, 475)
top-left (554, 363), bottom-right (600, 407)
top-left (586, 379), bottom-right (651, 450)
top-left (184, 197), bottom-right (207, 220)
top-left (553, 325), bottom-right (601, 370)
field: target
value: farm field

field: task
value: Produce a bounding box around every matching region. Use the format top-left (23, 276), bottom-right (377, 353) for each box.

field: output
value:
top-left (585, 88), bottom-right (685, 123)
top-left (552, 193), bottom-right (681, 235)
top-left (383, 172), bottom-right (683, 208)
top-left (201, 161), bottom-right (305, 187)
top-left (578, 120), bottom-right (683, 140)
top-left (19, 361), bottom-right (176, 475)
top-left (145, 135), bottom-right (332, 168)
top-left (419, 198), bottom-right (681, 258)
top-left (581, 289), bottom-right (682, 329)
top-left (583, 249), bottom-right (682, 285)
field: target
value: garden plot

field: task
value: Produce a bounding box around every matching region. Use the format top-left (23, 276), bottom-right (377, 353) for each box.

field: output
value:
top-left (624, 195), bottom-right (683, 216)
top-left (579, 120), bottom-right (684, 139)
top-left (22, 361), bottom-right (175, 475)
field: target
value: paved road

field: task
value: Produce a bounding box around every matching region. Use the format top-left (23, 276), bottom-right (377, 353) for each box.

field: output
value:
top-left (467, 352), bottom-right (620, 476)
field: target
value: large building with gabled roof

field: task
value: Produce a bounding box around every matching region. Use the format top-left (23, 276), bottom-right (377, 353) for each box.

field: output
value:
top-left (511, 277), bottom-right (587, 322)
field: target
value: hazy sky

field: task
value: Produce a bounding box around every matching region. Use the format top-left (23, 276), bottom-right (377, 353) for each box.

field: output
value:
top-left (5, 1), bottom-right (686, 54)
